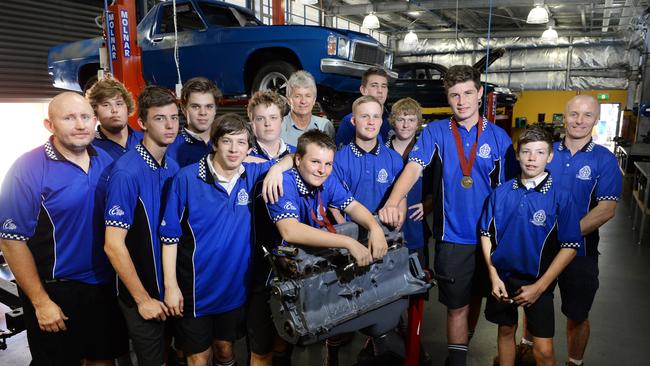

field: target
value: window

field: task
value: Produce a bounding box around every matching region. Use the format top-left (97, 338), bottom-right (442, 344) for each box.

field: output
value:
top-left (199, 3), bottom-right (260, 27)
top-left (158, 4), bottom-right (205, 33)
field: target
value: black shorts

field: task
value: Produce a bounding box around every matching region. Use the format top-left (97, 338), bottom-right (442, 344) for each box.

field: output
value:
top-left (246, 283), bottom-right (277, 355)
top-left (118, 298), bottom-right (167, 366)
top-left (559, 255), bottom-right (599, 321)
top-left (175, 306), bottom-right (246, 355)
top-left (433, 241), bottom-right (487, 309)
top-left (484, 274), bottom-right (556, 338)
top-left (19, 280), bottom-right (128, 365)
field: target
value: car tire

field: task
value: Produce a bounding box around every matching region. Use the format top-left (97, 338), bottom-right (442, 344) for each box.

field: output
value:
top-left (251, 61), bottom-right (297, 97)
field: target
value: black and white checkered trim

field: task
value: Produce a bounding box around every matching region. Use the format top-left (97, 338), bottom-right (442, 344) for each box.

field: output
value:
top-left (560, 242), bottom-right (581, 249)
top-left (0, 232), bottom-right (29, 241)
top-left (558, 140), bottom-right (595, 153)
top-left (408, 157), bottom-right (427, 167)
top-left (198, 157), bottom-right (208, 181)
top-left (272, 212), bottom-right (299, 223)
top-left (349, 142), bottom-right (380, 157)
top-left (596, 195), bottom-right (619, 201)
top-left (136, 143), bottom-right (167, 170)
top-left (585, 141), bottom-right (595, 152)
top-left (105, 220), bottom-right (130, 230)
top-left (160, 236), bottom-right (180, 244)
top-left (293, 168), bottom-right (310, 195)
top-left (182, 130), bottom-right (195, 144)
top-left (448, 116), bottom-right (488, 131)
top-left (44, 140), bottom-right (60, 161)
top-left (338, 196), bottom-right (355, 210)
top-left (94, 130), bottom-right (103, 139)
top-left (539, 176), bottom-right (552, 194)
top-left (512, 179), bottom-right (521, 189)
top-left (479, 229), bottom-right (491, 238)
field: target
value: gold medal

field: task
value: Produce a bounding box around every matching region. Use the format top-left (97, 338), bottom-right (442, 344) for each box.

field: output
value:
top-left (461, 176), bottom-right (473, 188)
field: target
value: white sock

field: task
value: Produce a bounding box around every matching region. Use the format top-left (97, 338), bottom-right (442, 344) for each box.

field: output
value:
top-left (568, 358), bottom-right (583, 365)
top-left (521, 338), bottom-right (534, 346)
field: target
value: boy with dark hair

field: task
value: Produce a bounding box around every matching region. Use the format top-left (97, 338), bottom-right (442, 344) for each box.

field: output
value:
top-left (103, 85), bottom-right (180, 366)
top-left (86, 77), bottom-right (143, 159)
top-left (160, 113), bottom-right (292, 366)
top-left (335, 67), bottom-right (392, 148)
top-left (168, 76), bottom-right (223, 167)
top-left (267, 130), bottom-right (392, 366)
top-left (247, 90), bottom-right (295, 160)
top-left (480, 125), bottom-right (582, 366)
top-left (380, 64), bottom-right (516, 366)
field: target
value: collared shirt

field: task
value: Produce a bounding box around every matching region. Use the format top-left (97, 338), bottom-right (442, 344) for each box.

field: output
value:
top-left (408, 117), bottom-right (515, 245)
top-left (335, 111), bottom-right (392, 149)
top-left (159, 157), bottom-right (273, 317)
top-left (523, 172), bottom-right (549, 190)
top-left (480, 174), bottom-right (582, 279)
top-left (248, 139), bottom-right (295, 161)
top-left (92, 126), bottom-right (143, 161)
top-left (386, 135), bottom-right (433, 250)
top-left (0, 138), bottom-right (115, 284)
top-left (333, 141), bottom-right (403, 216)
top-left (267, 169), bottom-right (355, 227)
top-left (280, 114), bottom-right (335, 146)
top-left (167, 128), bottom-right (212, 168)
top-left (546, 139), bottom-right (622, 256)
top-left (206, 155), bottom-right (245, 195)
top-left (104, 143), bottom-right (179, 304)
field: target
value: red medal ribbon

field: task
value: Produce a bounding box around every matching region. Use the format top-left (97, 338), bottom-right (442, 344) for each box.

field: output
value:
top-left (310, 191), bottom-right (337, 233)
top-left (450, 116), bottom-right (483, 178)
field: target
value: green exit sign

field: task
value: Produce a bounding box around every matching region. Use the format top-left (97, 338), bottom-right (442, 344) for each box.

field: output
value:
top-left (597, 93), bottom-right (609, 100)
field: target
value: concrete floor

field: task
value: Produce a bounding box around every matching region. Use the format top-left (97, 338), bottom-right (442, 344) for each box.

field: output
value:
top-left (1, 203), bottom-right (648, 365)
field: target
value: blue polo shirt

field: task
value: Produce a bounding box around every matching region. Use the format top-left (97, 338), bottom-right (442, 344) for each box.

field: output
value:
top-left (480, 174), bottom-right (583, 279)
top-left (159, 157), bottom-right (273, 317)
top-left (0, 139), bottom-right (114, 284)
top-left (335, 112), bottom-right (392, 149)
top-left (167, 129), bottom-right (212, 167)
top-left (267, 168), bottom-right (355, 228)
top-left (104, 143), bottom-right (179, 305)
top-left (408, 117), bottom-right (514, 245)
top-left (248, 140), bottom-right (295, 161)
top-left (386, 136), bottom-right (433, 250)
top-left (547, 140), bottom-right (621, 256)
top-left (92, 126), bottom-right (143, 160)
top-left (333, 142), bottom-right (403, 217)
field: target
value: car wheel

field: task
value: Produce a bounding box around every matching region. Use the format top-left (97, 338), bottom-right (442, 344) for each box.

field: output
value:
top-left (251, 61), bottom-right (297, 97)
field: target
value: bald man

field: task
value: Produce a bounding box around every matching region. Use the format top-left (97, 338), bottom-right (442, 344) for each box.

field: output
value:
top-left (516, 95), bottom-right (621, 366)
top-left (0, 92), bottom-right (128, 365)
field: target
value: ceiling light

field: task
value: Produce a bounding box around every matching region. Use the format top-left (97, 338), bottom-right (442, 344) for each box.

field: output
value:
top-left (541, 26), bottom-right (558, 42)
top-left (404, 31), bottom-right (419, 47)
top-left (362, 12), bottom-right (380, 29)
top-left (407, 11), bottom-right (421, 17)
top-left (527, 5), bottom-right (549, 24)
top-left (299, 0), bottom-right (318, 5)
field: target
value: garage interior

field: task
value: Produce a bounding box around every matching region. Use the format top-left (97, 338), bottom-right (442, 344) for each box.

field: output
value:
top-left (1, 0), bottom-right (650, 365)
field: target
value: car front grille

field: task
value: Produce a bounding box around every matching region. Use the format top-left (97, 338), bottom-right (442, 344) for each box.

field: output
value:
top-left (351, 42), bottom-right (385, 66)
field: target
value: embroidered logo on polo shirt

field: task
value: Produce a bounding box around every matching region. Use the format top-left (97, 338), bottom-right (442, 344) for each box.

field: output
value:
top-left (237, 189), bottom-right (250, 206)
top-left (377, 169), bottom-right (389, 183)
top-left (530, 210), bottom-right (547, 227)
top-left (283, 201), bottom-right (297, 211)
top-left (478, 143), bottom-right (491, 158)
top-left (2, 219), bottom-right (17, 231)
top-left (109, 205), bottom-right (125, 217)
top-left (576, 165), bottom-right (592, 180)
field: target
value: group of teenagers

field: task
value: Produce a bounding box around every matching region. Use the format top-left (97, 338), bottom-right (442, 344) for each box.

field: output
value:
top-left (0, 64), bottom-right (621, 366)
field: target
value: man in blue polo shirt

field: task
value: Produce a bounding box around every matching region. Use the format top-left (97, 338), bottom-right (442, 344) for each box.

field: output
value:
top-left (335, 67), bottom-right (392, 148)
top-left (168, 77), bottom-right (222, 167)
top-left (331, 95), bottom-right (404, 224)
top-left (515, 95), bottom-right (621, 366)
top-left (267, 130), bottom-right (392, 366)
top-left (379, 65), bottom-right (516, 366)
top-left (87, 78), bottom-right (143, 160)
top-left (0, 92), bottom-right (128, 365)
top-left (103, 85), bottom-right (180, 366)
top-left (159, 114), bottom-right (292, 366)
top-left (248, 90), bottom-right (296, 160)
top-left (480, 125), bottom-right (582, 366)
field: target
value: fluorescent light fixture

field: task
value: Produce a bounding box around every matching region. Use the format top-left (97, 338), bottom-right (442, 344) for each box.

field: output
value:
top-left (527, 5), bottom-right (549, 24)
top-left (299, 0), bottom-right (318, 5)
top-left (362, 12), bottom-right (380, 29)
top-left (404, 30), bottom-right (419, 46)
top-left (541, 26), bottom-right (558, 41)
top-left (407, 11), bottom-right (421, 17)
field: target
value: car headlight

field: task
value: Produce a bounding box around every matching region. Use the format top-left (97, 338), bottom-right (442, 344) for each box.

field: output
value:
top-left (337, 37), bottom-right (349, 59)
top-left (327, 34), bottom-right (337, 56)
top-left (384, 51), bottom-right (393, 69)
